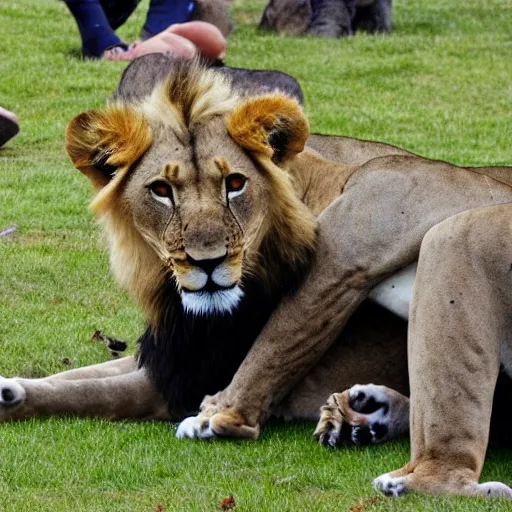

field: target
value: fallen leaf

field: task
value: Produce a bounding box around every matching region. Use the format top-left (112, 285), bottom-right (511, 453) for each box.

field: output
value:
top-left (220, 495), bottom-right (236, 510)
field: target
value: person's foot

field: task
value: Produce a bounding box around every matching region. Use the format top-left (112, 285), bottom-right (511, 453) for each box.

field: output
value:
top-left (0, 107), bottom-right (19, 148)
top-left (103, 43), bottom-right (133, 60)
top-left (103, 21), bottom-right (226, 62)
top-left (104, 33), bottom-right (196, 61)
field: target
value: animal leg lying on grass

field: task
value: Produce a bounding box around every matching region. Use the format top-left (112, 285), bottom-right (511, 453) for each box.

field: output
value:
top-left (43, 355), bottom-right (137, 381)
top-left (0, 365), bottom-right (169, 421)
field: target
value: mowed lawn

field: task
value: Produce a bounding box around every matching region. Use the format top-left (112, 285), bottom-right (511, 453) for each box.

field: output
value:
top-left (1, 0), bottom-right (512, 510)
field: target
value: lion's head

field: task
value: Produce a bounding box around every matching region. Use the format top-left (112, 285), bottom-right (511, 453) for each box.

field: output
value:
top-left (66, 59), bottom-right (317, 320)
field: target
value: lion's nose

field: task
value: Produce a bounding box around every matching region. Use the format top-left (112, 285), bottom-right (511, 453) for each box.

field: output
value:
top-left (186, 254), bottom-right (226, 276)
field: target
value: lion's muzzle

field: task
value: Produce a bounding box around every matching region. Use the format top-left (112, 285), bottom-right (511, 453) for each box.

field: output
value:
top-left (173, 254), bottom-right (245, 315)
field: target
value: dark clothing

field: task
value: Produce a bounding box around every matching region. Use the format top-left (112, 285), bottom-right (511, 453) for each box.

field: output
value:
top-left (66, 0), bottom-right (195, 57)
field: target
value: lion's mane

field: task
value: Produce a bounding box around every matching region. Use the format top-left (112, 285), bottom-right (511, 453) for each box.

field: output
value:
top-left (67, 60), bottom-right (317, 418)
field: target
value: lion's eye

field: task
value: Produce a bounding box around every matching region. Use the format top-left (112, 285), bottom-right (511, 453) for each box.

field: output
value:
top-left (148, 181), bottom-right (173, 207)
top-left (150, 181), bottom-right (172, 198)
top-left (226, 174), bottom-right (247, 198)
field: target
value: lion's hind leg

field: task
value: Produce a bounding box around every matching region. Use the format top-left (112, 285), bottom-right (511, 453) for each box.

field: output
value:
top-left (313, 384), bottom-right (409, 447)
top-left (0, 357), bottom-right (142, 417)
top-left (373, 464), bottom-right (512, 498)
top-left (43, 355), bottom-right (137, 381)
top-left (0, 369), bottom-right (170, 422)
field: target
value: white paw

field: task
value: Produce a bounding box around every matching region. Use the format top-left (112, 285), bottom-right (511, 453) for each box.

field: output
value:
top-left (349, 384), bottom-right (389, 419)
top-left (0, 376), bottom-right (26, 407)
top-left (176, 415), bottom-right (216, 440)
top-left (475, 481), bottom-right (512, 498)
top-left (373, 472), bottom-right (407, 497)
top-left (349, 384), bottom-right (392, 444)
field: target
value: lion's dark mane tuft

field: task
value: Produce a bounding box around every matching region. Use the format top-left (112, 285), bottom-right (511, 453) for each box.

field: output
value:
top-left (137, 244), bottom-right (315, 420)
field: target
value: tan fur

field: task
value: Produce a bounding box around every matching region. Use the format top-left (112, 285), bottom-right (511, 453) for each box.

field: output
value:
top-left (223, 94), bottom-right (317, 286)
top-left (65, 105), bottom-right (152, 193)
top-left (68, 71), bottom-right (318, 320)
top-left (141, 61), bottom-right (238, 137)
top-left (157, 66), bottom-right (512, 499)
top-left (371, 205), bottom-right (512, 498)
top-left (227, 94), bottom-right (309, 160)
top-left (2, 62), bottom-right (512, 499)
top-left (0, 61), bottom-right (403, 425)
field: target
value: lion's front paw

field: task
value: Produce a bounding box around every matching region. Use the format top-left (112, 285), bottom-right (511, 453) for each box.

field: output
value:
top-left (0, 376), bottom-right (26, 412)
top-left (176, 415), bottom-right (216, 439)
top-left (347, 384), bottom-right (392, 445)
top-left (349, 384), bottom-right (409, 444)
top-left (176, 409), bottom-right (260, 440)
top-left (315, 384), bottom-right (409, 447)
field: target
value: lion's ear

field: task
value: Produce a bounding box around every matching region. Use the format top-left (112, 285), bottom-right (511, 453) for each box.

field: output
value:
top-left (65, 105), bottom-right (152, 189)
top-left (226, 94), bottom-right (309, 163)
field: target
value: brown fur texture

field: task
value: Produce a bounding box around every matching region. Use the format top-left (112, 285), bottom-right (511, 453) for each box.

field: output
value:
top-left (114, 54), bottom-right (305, 105)
top-left (0, 59), bottom-right (408, 427)
top-left (372, 204), bottom-right (512, 498)
top-left (66, 59), bottom-right (319, 415)
top-left (65, 105), bottom-right (152, 191)
top-left (227, 94), bottom-right (309, 160)
top-left (2, 61), bottom-right (512, 499)
top-left (67, 60), bottom-right (245, 320)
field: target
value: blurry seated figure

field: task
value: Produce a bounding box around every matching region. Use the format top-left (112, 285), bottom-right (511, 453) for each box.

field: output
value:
top-left (259, 0), bottom-right (391, 37)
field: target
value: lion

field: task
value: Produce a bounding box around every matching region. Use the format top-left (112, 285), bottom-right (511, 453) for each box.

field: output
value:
top-left (259, 0), bottom-right (392, 37)
top-left (1, 58), bottom-right (511, 498)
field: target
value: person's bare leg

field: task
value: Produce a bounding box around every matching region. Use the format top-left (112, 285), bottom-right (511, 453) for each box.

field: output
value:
top-left (374, 204), bottom-right (512, 498)
top-left (104, 21), bottom-right (226, 61)
top-left (167, 21), bottom-right (226, 60)
top-left (105, 32), bottom-right (196, 61)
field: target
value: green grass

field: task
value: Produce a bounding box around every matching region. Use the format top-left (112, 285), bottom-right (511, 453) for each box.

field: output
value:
top-left (1, 0), bottom-right (511, 509)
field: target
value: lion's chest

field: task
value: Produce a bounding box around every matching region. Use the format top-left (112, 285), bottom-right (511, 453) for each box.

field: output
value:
top-left (368, 263), bottom-right (417, 320)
